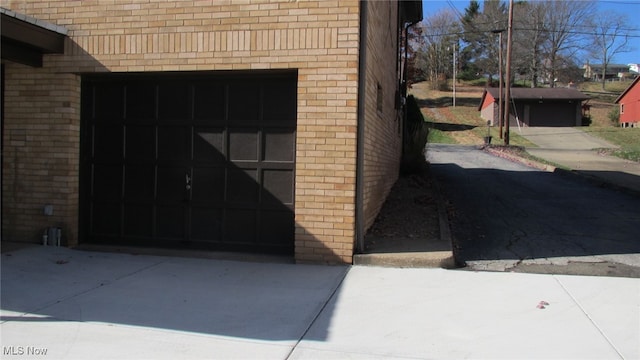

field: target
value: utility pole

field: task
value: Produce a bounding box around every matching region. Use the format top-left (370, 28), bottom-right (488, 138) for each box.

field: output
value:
top-left (503, 0), bottom-right (514, 145)
top-left (453, 41), bottom-right (457, 107)
top-left (492, 29), bottom-right (505, 139)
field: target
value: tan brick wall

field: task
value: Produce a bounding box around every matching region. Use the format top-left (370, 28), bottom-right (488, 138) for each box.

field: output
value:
top-left (3, 0), bottom-right (362, 264)
top-left (2, 61), bottom-right (81, 245)
top-left (361, 1), bottom-right (402, 232)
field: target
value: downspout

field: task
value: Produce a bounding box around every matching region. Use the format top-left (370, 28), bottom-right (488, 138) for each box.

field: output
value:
top-left (355, 0), bottom-right (367, 254)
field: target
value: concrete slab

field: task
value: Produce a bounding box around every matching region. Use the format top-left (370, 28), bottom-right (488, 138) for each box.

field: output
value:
top-left (1, 319), bottom-right (293, 360)
top-left (555, 275), bottom-right (640, 359)
top-left (1, 247), bottom-right (348, 358)
top-left (1, 247), bottom-right (166, 315)
top-left (518, 127), bottom-right (618, 150)
top-left (292, 267), bottom-right (636, 359)
top-left (3, 247), bottom-right (639, 359)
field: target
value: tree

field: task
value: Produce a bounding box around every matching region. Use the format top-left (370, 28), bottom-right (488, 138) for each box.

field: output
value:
top-left (461, 0), bottom-right (508, 85)
top-left (542, 0), bottom-right (596, 87)
top-left (415, 8), bottom-right (460, 89)
top-left (512, 1), bottom-right (548, 87)
top-left (588, 10), bottom-right (634, 90)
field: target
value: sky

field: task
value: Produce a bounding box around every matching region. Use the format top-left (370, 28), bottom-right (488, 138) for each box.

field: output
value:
top-left (421, 0), bottom-right (640, 65)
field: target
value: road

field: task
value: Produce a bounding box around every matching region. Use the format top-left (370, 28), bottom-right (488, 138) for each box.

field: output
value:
top-left (427, 144), bottom-right (640, 277)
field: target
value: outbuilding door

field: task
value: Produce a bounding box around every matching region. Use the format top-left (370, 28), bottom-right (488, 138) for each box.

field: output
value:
top-left (81, 71), bottom-right (297, 254)
top-left (529, 102), bottom-right (576, 127)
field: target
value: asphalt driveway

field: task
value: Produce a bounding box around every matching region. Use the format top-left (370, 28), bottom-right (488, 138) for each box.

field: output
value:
top-left (427, 144), bottom-right (640, 276)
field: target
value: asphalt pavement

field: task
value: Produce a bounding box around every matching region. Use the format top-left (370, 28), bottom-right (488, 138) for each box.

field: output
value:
top-left (427, 143), bottom-right (640, 276)
top-left (2, 246), bottom-right (639, 359)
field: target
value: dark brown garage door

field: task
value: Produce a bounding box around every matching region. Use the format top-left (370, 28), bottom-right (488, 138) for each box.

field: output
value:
top-left (80, 71), bottom-right (297, 254)
top-left (530, 102), bottom-right (576, 127)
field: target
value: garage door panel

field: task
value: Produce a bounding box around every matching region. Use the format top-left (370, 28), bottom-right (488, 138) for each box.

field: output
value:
top-left (124, 165), bottom-right (154, 201)
top-left (93, 165), bottom-right (122, 200)
top-left (193, 83), bottom-right (226, 123)
top-left (157, 206), bottom-right (185, 239)
top-left (93, 83), bottom-right (124, 121)
top-left (123, 204), bottom-right (153, 237)
top-left (229, 82), bottom-right (260, 125)
top-left (91, 202), bottom-right (121, 235)
top-left (226, 209), bottom-right (257, 242)
top-left (263, 169), bottom-right (294, 206)
top-left (227, 168), bottom-right (259, 203)
top-left (260, 211), bottom-right (294, 244)
top-left (157, 167), bottom-right (187, 202)
top-left (125, 126), bottom-right (155, 161)
top-left (263, 81), bottom-right (297, 126)
top-left (194, 128), bottom-right (225, 163)
top-left (190, 208), bottom-right (223, 241)
top-left (126, 83), bottom-right (156, 121)
top-left (93, 125), bottom-right (123, 161)
top-left (191, 167), bottom-right (225, 203)
top-left (158, 82), bottom-right (190, 121)
top-left (158, 126), bottom-right (189, 161)
top-left (229, 130), bottom-right (259, 161)
top-left (264, 131), bottom-right (294, 162)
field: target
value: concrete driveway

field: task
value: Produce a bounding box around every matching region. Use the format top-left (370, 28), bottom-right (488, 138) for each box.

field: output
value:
top-left (517, 127), bottom-right (618, 150)
top-left (517, 127), bottom-right (640, 194)
top-left (2, 246), bottom-right (639, 359)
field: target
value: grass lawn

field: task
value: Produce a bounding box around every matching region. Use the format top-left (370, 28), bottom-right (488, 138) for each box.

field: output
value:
top-left (583, 127), bottom-right (640, 162)
top-left (410, 81), bottom-right (535, 147)
top-left (410, 79), bottom-right (637, 163)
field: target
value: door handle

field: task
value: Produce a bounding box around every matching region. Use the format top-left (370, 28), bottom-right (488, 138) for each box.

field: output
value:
top-left (185, 173), bottom-right (191, 190)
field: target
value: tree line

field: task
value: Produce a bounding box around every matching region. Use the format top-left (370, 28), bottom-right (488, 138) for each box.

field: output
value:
top-left (410, 0), bottom-right (636, 90)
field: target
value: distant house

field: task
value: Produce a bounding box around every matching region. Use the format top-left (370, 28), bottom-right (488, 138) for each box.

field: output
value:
top-left (583, 63), bottom-right (630, 81)
top-left (479, 88), bottom-right (590, 127)
top-left (615, 76), bottom-right (640, 128)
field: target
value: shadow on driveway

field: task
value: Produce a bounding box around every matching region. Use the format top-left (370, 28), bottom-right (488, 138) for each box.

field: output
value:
top-left (430, 163), bottom-right (640, 268)
top-left (1, 247), bottom-right (347, 342)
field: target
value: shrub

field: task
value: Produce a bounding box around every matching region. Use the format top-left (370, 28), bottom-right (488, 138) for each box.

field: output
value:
top-left (401, 95), bottom-right (429, 175)
top-left (608, 106), bottom-right (620, 126)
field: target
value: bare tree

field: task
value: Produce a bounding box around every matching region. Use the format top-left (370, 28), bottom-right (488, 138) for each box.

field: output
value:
top-left (588, 10), bottom-right (634, 90)
top-left (512, 1), bottom-right (548, 87)
top-left (542, 0), bottom-right (596, 87)
top-left (416, 8), bottom-right (460, 89)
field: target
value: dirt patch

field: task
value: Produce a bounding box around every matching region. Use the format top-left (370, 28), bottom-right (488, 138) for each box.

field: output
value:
top-left (364, 170), bottom-right (441, 253)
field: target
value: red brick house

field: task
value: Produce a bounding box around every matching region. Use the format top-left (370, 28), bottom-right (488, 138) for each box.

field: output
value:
top-left (615, 77), bottom-right (640, 128)
top-left (479, 88), bottom-right (589, 127)
top-left (1, 1), bottom-right (422, 264)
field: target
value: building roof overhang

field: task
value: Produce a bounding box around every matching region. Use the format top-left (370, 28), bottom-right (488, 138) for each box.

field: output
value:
top-left (400, 0), bottom-right (423, 25)
top-left (1, 7), bottom-right (67, 67)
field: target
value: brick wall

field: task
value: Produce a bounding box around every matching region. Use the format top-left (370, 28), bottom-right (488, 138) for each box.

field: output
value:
top-left (3, 0), bottom-right (362, 264)
top-left (361, 1), bottom-right (402, 232)
top-left (2, 61), bottom-right (81, 245)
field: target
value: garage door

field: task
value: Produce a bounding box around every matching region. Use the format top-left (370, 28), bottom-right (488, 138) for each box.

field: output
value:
top-left (530, 102), bottom-right (576, 127)
top-left (80, 71), bottom-right (297, 254)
